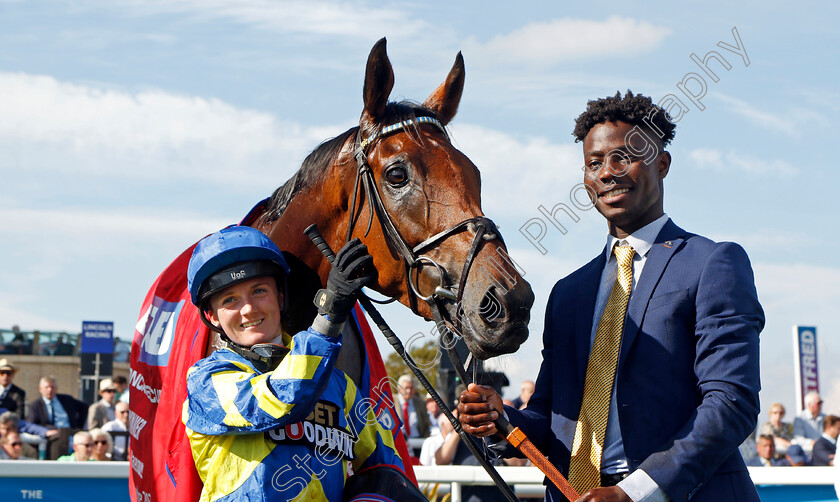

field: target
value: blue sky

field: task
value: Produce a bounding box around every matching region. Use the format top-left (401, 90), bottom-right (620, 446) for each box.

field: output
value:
top-left (1, 1), bottom-right (837, 416)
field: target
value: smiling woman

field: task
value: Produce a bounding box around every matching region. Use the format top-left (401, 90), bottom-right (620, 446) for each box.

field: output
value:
top-left (179, 225), bottom-right (425, 502)
top-left (207, 277), bottom-right (285, 347)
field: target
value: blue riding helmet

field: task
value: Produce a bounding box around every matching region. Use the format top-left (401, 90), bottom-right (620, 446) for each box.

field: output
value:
top-left (187, 226), bottom-right (291, 307)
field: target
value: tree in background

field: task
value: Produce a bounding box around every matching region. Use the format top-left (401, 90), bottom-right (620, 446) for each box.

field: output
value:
top-left (384, 338), bottom-right (440, 395)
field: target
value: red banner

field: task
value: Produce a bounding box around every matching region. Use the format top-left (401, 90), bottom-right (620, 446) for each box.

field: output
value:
top-left (129, 232), bottom-right (414, 501)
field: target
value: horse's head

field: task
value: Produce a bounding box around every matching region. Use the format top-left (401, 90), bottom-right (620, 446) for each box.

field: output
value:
top-left (258, 38), bottom-right (534, 360)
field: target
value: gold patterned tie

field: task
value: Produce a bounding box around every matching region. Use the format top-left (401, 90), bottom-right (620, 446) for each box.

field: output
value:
top-left (568, 244), bottom-right (635, 494)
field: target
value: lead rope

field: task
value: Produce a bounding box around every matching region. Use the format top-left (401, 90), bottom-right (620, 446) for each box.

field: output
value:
top-left (304, 225), bottom-right (520, 502)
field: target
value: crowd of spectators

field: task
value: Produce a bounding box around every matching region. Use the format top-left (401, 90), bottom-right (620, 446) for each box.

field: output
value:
top-left (742, 391), bottom-right (839, 467)
top-left (0, 327), bottom-right (131, 362)
top-left (0, 358), bottom-right (130, 462)
top-left (5, 356), bottom-right (840, 472)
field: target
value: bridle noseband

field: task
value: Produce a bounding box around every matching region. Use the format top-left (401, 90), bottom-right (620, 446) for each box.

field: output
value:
top-left (325, 114), bottom-right (521, 502)
top-left (346, 115), bottom-right (503, 377)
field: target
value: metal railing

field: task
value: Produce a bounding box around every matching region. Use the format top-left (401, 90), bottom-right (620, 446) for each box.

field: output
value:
top-left (414, 466), bottom-right (840, 502)
top-left (0, 462), bottom-right (836, 502)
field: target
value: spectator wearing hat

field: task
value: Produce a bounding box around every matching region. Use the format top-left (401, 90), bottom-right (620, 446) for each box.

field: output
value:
top-left (87, 378), bottom-right (117, 429)
top-left (0, 359), bottom-right (26, 415)
top-left (812, 415), bottom-right (840, 466)
top-left (778, 444), bottom-right (808, 466)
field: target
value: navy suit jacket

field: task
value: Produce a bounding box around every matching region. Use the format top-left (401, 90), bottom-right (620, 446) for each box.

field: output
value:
top-left (28, 394), bottom-right (88, 429)
top-left (505, 220), bottom-right (763, 501)
top-left (0, 383), bottom-right (26, 415)
top-left (811, 437), bottom-right (835, 466)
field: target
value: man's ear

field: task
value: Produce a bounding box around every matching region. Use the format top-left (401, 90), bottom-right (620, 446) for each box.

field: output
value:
top-left (658, 150), bottom-right (672, 180)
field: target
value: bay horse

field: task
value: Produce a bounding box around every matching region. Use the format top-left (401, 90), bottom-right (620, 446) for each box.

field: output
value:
top-left (129, 38), bottom-right (534, 502)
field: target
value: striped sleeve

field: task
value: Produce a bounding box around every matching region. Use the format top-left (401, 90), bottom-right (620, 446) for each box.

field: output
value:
top-left (184, 327), bottom-right (341, 435)
top-left (343, 374), bottom-right (405, 473)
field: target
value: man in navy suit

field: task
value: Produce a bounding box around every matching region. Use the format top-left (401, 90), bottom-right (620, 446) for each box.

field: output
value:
top-left (458, 91), bottom-right (763, 502)
top-left (28, 376), bottom-right (87, 429)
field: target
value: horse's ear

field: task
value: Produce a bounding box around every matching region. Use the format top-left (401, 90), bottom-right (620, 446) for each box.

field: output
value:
top-left (362, 37), bottom-right (394, 124)
top-left (422, 52), bottom-right (465, 126)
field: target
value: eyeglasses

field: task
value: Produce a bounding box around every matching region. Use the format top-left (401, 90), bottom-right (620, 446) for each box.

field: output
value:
top-left (10, 442), bottom-right (22, 447)
top-left (94, 440), bottom-right (109, 445)
top-left (118, 410), bottom-right (129, 414)
top-left (102, 389), bottom-right (116, 393)
top-left (0, 371), bottom-right (12, 375)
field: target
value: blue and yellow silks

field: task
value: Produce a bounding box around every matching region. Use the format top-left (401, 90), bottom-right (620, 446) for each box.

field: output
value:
top-left (183, 328), bottom-right (404, 502)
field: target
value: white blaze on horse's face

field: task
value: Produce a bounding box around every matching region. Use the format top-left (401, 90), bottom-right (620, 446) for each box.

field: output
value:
top-left (253, 38), bottom-right (534, 361)
top-left (208, 277), bottom-right (284, 348)
top-left (355, 38), bottom-right (535, 359)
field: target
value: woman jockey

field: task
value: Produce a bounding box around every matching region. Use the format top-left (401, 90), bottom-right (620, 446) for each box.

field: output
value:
top-left (182, 225), bottom-right (408, 501)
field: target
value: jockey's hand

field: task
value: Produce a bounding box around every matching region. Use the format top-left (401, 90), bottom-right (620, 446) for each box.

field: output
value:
top-left (457, 383), bottom-right (504, 438)
top-left (576, 486), bottom-right (631, 502)
top-left (314, 238), bottom-right (376, 323)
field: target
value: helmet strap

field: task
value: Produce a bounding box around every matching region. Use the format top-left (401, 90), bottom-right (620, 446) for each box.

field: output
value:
top-left (225, 340), bottom-right (290, 373)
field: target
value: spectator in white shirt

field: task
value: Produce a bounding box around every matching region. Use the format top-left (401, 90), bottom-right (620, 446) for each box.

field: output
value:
top-left (101, 401), bottom-right (129, 461)
top-left (793, 391), bottom-right (826, 453)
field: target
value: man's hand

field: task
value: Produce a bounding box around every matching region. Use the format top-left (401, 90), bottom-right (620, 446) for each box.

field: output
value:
top-left (576, 486), bottom-right (631, 502)
top-left (457, 383), bottom-right (504, 437)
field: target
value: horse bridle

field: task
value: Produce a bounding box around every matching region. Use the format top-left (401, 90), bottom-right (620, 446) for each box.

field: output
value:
top-left (316, 114), bottom-right (520, 502)
top-left (346, 115), bottom-right (503, 385)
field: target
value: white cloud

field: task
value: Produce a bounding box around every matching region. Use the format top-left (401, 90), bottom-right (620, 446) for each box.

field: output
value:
top-left (714, 93), bottom-right (799, 138)
top-left (0, 207), bottom-right (227, 242)
top-left (448, 123), bottom-right (586, 219)
top-left (753, 262), bottom-right (840, 315)
top-left (749, 261), bottom-right (840, 414)
top-left (119, 0), bottom-right (422, 39)
top-left (0, 72), bottom-right (338, 188)
top-left (688, 148), bottom-right (798, 175)
top-left (465, 17), bottom-right (671, 66)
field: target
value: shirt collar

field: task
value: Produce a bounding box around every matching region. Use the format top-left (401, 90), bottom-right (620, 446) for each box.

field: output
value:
top-left (605, 214), bottom-right (670, 261)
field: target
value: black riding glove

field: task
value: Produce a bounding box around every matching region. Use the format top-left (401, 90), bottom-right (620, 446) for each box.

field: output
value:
top-left (313, 238), bottom-right (376, 324)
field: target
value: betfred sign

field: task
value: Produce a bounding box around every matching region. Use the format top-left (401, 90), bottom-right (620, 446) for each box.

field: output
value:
top-left (793, 326), bottom-right (819, 411)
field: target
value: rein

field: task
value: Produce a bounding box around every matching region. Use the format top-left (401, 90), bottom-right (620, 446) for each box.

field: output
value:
top-left (331, 115), bottom-right (519, 502)
top-left (347, 116), bottom-right (499, 377)
top-left (305, 225), bottom-right (519, 502)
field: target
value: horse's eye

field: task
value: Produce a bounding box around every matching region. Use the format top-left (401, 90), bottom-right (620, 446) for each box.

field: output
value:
top-left (385, 165), bottom-right (409, 187)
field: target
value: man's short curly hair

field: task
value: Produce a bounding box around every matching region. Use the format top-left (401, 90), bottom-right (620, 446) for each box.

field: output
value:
top-left (573, 90), bottom-right (676, 147)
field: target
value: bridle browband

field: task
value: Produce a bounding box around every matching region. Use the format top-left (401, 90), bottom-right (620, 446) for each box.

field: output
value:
top-left (346, 114), bottom-right (503, 384)
top-left (316, 113), bottom-right (520, 501)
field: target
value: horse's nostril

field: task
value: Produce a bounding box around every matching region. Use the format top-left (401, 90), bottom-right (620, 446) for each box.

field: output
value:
top-left (477, 288), bottom-right (504, 323)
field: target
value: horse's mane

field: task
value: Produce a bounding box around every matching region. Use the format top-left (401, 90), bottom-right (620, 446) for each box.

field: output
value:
top-left (262, 102), bottom-right (438, 222)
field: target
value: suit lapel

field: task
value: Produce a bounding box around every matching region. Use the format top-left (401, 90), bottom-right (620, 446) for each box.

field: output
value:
top-left (576, 252), bottom-right (606, 383)
top-left (619, 220), bottom-right (687, 366)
